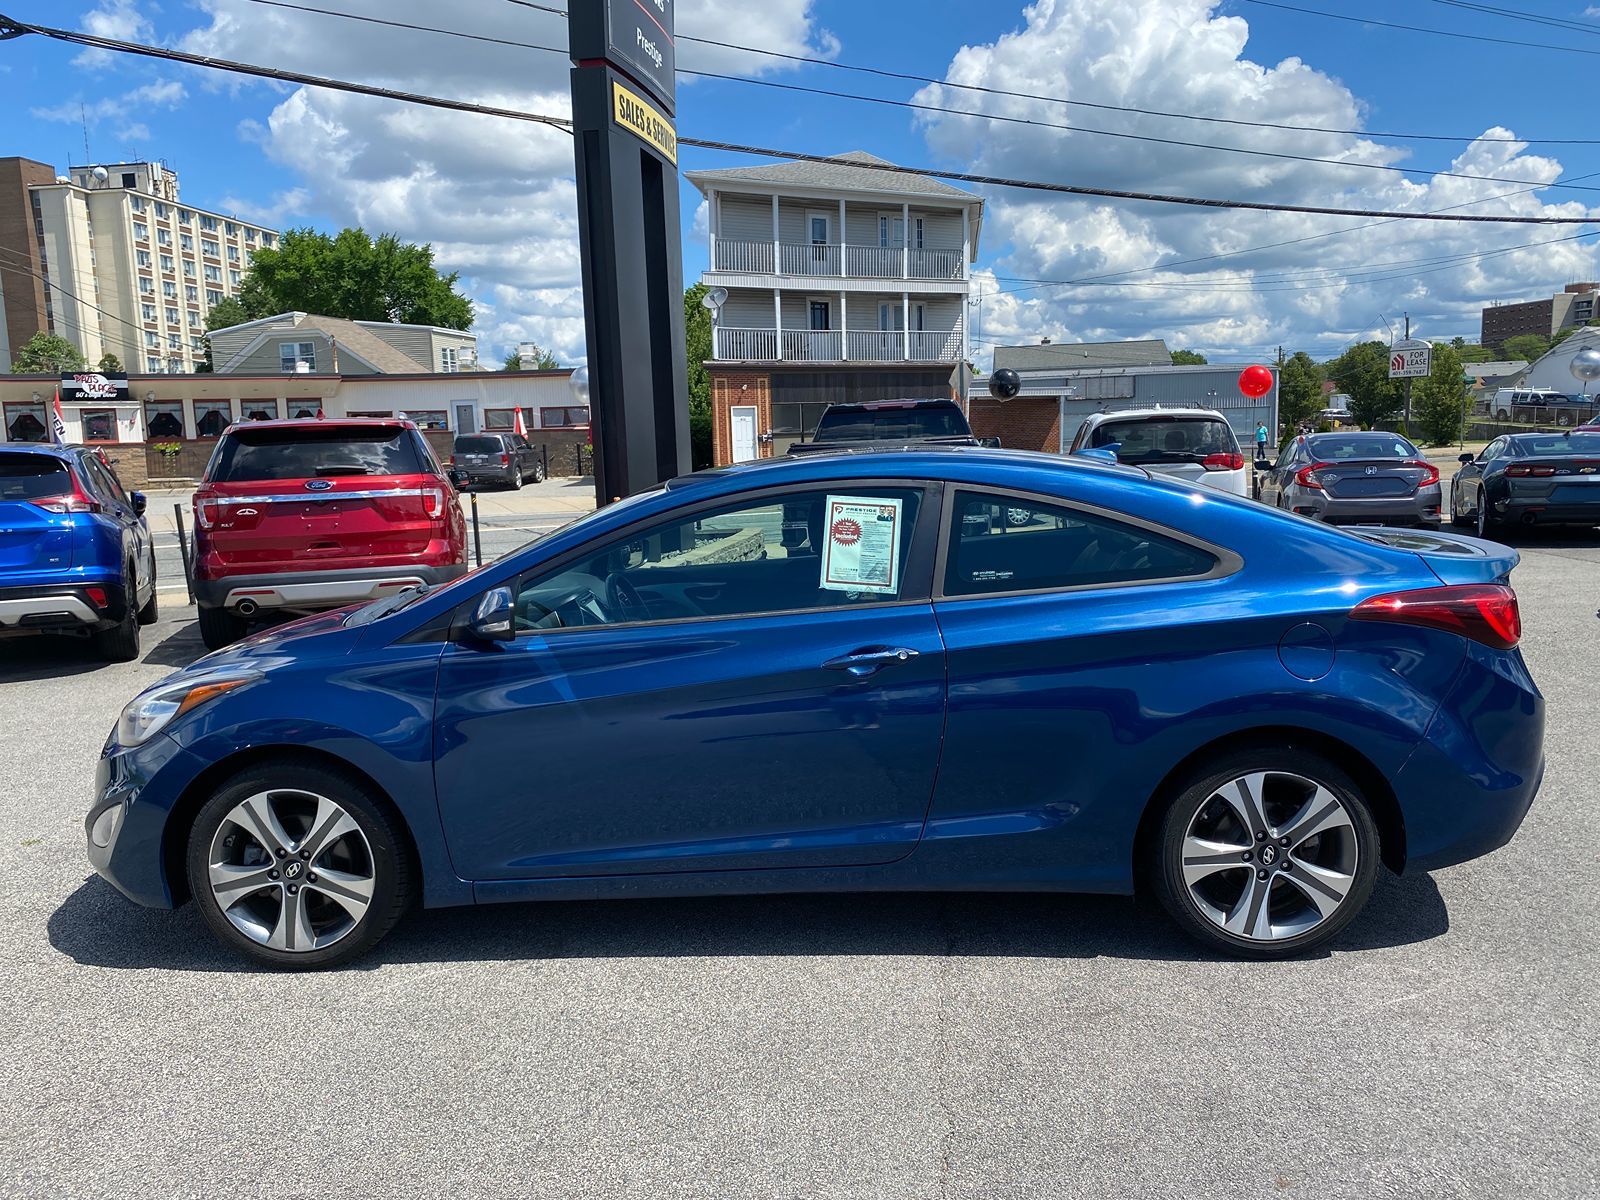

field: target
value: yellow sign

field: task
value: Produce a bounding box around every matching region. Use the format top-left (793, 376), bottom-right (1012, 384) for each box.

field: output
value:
top-left (612, 80), bottom-right (678, 166)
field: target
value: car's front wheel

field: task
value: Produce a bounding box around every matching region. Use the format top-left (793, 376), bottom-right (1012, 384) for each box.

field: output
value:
top-left (1152, 750), bottom-right (1379, 958)
top-left (508, 464), bottom-right (523, 490)
top-left (186, 761), bottom-right (413, 969)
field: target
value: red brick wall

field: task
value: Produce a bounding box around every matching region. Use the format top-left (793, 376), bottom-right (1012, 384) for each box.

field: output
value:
top-left (0, 159), bottom-right (55, 358)
top-left (969, 395), bottom-right (1060, 453)
top-left (710, 369), bottom-right (772, 466)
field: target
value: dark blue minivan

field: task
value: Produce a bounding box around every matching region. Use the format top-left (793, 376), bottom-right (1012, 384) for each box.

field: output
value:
top-left (0, 444), bottom-right (158, 661)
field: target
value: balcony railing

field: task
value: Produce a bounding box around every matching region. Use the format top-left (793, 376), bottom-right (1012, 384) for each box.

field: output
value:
top-left (717, 327), bottom-right (961, 363)
top-left (712, 239), bottom-right (966, 281)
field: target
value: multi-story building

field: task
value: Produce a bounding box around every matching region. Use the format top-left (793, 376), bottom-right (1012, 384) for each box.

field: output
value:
top-left (1480, 282), bottom-right (1600, 351)
top-left (686, 152), bottom-right (983, 464)
top-left (0, 157), bottom-right (278, 373)
top-left (207, 312), bottom-right (480, 383)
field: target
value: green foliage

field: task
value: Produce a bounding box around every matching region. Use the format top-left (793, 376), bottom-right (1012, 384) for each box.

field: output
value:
top-left (1326, 341), bottom-right (1402, 429)
top-left (205, 295), bottom-right (254, 334)
top-left (1551, 326), bottom-right (1580, 349)
top-left (10, 332), bottom-right (86, 374)
top-left (505, 344), bottom-right (559, 371)
top-left (1278, 351), bottom-right (1325, 432)
top-left (684, 284), bottom-right (714, 468)
top-left (1170, 349), bottom-right (1207, 365)
top-left (1413, 342), bottom-right (1469, 446)
top-left (240, 227), bottom-right (473, 329)
top-left (96, 352), bottom-right (123, 373)
top-left (1500, 333), bottom-right (1550, 363)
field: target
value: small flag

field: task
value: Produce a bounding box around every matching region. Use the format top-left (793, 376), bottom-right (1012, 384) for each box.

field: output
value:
top-left (316, 407), bottom-right (325, 420)
top-left (51, 386), bottom-right (68, 446)
top-left (513, 406), bottom-right (528, 438)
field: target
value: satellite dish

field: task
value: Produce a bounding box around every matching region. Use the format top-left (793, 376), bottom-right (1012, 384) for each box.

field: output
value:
top-left (989, 368), bottom-right (1022, 402)
top-left (702, 287), bottom-right (728, 312)
top-left (91, 166), bottom-right (109, 183)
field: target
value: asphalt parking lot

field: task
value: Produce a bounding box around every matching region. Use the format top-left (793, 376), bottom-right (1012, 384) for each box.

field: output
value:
top-left (1, 497), bottom-right (1596, 1198)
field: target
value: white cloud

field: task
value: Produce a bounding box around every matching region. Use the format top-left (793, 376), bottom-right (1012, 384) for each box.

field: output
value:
top-left (32, 79), bottom-right (189, 125)
top-left (915, 0), bottom-right (1600, 362)
top-left (219, 187), bottom-right (314, 227)
top-left (174, 0), bottom-right (832, 364)
top-left (74, 0), bottom-right (156, 66)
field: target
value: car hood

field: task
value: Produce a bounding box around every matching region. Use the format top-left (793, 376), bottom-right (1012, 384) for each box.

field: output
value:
top-left (190, 606), bottom-right (364, 673)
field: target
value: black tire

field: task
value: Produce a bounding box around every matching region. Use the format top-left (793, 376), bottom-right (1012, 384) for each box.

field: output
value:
top-left (532, 461), bottom-right (547, 484)
top-left (508, 464), bottom-right (523, 491)
top-left (198, 604), bottom-right (247, 651)
top-left (1150, 748), bottom-right (1380, 959)
top-left (1449, 479), bottom-right (1473, 528)
top-left (1476, 490), bottom-right (1498, 541)
top-left (185, 760), bottom-right (414, 970)
top-left (92, 591), bottom-right (141, 662)
top-left (137, 555), bottom-right (159, 625)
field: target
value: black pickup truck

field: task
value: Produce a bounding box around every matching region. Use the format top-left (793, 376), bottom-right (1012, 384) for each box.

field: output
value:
top-left (788, 398), bottom-right (987, 455)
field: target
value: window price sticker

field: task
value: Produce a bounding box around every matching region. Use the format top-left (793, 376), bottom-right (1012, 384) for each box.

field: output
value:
top-left (821, 496), bottom-right (903, 594)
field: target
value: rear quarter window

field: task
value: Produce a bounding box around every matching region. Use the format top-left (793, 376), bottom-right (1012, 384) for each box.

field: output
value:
top-left (208, 427), bottom-right (428, 482)
top-left (0, 453), bottom-right (71, 500)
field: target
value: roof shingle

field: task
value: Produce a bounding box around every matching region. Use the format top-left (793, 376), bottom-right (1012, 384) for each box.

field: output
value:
top-left (687, 151), bottom-right (976, 200)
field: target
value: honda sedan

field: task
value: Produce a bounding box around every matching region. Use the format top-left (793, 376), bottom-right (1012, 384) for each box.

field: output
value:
top-left (87, 450), bottom-right (1544, 968)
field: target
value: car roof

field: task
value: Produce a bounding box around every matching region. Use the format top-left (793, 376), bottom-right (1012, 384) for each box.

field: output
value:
top-left (667, 445), bottom-right (1143, 492)
top-left (0, 442), bottom-right (74, 460)
top-left (1083, 408), bottom-right (1231, 424)
top-left (222, 417), bottom-right (416, 433)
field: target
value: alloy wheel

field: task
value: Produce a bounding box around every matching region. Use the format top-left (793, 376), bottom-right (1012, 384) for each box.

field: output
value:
top-left (1178, 770), bottom-right (1360, 943)
top-left (1476, 492), bottom-right (1489, 538)
top-left (206, 788), bottom-right (376, 953)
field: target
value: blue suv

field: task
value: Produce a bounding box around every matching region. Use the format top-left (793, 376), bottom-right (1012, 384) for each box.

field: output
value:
top-left (0, 444), bottom-right (158, 662)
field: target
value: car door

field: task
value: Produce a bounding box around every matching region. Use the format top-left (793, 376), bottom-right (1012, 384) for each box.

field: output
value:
top-left (1459, 438), bottom-right (1500, 513)
top-left (1266, 438), bottom-right (1298, 507)
top-left (926, 487), bottom-right (1239, 881)
top-left (514, 435), bottom-right (538, 475)
top-left (80, 454), bottom-right (151, 599)
top-left (432, 482), bottom-right (948, 881)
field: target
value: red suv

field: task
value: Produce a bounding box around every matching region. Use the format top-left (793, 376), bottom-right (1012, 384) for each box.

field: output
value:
top-left (191, 418), bottom-right (467, 649)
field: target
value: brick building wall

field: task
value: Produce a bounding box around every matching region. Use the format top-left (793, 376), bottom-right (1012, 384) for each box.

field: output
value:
top-left (969, 394), bottom-right (1059, 453)
top-left (0, 158), bottom-right (56, 362)
top-left (1482, 299), bottom-right (1554, 350)
top-left (711, 369), bottom-right (773, 465)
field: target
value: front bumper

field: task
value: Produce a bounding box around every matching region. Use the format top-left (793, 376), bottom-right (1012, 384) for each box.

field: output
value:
top-left (194, 561), bottom-right (466, 612)
top-left (86, 732), bottom-right (195, 908)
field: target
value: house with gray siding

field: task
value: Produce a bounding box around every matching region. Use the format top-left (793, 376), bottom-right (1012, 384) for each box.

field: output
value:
top-left (207, 312), bottom-right (479, 377)
top-left (686, 151), bottom-right (983, 464)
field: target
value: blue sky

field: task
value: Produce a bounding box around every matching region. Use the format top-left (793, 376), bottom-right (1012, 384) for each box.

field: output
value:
top-left (3, 0), bottom-right (1600, 366)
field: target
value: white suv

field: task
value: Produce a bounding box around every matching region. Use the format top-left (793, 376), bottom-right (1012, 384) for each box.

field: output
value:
top-left (1069, 409), bottom-right (1249, 497)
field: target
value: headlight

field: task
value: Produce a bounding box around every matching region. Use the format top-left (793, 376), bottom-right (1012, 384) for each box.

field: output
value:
top-left (114, 674), bottom-right (257, 747)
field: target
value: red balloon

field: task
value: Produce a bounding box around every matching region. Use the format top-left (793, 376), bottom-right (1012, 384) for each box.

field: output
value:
top-left (1238, 364), bottom-right (1274, 399)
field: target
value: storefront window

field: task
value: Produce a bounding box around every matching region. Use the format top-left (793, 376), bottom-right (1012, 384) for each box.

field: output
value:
top-left (195, 401), bottom-right (233, 438)
top-left (484, 409), bottom-right (516, 431)
top-left (242, 399), bottom-right (283, 421)
top-left (81, 409), bottom-right (117, 443)
top-left (538, 406), bottom-right (589, 429)
top-left (145, 400), bottom-right (185, 439)
top-left (287, 399), bottom-right (321, 420)
top-left (4, 403), bottom-right (48, 443)
top-left (406, 410), bottom-right (448, 431)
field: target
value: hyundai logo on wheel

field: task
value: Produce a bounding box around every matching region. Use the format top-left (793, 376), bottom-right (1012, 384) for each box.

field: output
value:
top-left (304, 479), bottom-right (334, 491)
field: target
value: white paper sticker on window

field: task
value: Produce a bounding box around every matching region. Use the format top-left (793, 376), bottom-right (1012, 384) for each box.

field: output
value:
top-left (820, 495), bottom-right (903, 594)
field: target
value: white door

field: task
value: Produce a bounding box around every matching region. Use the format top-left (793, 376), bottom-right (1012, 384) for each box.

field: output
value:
top-left (731, 405), bottom-right (758, 463)
top-left (453, 402), bottom-right (478, 434)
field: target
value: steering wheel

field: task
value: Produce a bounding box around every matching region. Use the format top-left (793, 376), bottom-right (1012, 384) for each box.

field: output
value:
top-left (605, 573), bottom-right (651, 623)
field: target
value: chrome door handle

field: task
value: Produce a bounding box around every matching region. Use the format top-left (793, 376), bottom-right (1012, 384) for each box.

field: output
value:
top-left (823, 646), bottom-right (920, 677)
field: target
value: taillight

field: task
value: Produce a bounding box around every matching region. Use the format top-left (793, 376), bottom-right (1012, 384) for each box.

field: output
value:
top-left (30, 493), bottom-right (101, 514)
top-left (1402, 460), bottom-right (1441, 486)
top-left (1504, 464), bottom-right (1555, 477)
top-left (498, 453), bottom-right (510, 466)
top-left (1295, 462), bottom-right (1335, 490)
top-left (195, 496), bottom-right (218, 530)
top-left (84, 586), bottom-right (108, 609)
top-left (421, 488), bottom-right (444, 518)
top-left (1351, 584), bottom-right (1521, 650)
top-left (1202, 452), bottom-right (1245, 471)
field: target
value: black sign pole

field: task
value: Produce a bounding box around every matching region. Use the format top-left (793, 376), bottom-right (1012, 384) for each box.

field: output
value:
top-left (569, 0), bottom-right (690, 507)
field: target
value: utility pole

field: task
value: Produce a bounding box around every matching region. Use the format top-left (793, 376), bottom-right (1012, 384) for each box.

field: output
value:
top-left (1403, 313), bottom-right (1413, 427)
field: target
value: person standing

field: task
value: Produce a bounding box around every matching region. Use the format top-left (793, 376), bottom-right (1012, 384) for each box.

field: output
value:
top-left (1255, 421), bottom-right (1270, 463)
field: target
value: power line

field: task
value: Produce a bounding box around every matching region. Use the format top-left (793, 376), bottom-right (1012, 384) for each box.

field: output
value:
top-left (0, 251), bottom-right (154, 363)
top-left (4, 14), bottom-right (1599, 226)
top-left (1236, 0), bottom-right (1600, 57)
top-left (503, 0), bottom-right (1600, 146)
top-left (246, 0), bottom-right (565, 54)
top-left (1421, 0), bottom-right (1600, 36)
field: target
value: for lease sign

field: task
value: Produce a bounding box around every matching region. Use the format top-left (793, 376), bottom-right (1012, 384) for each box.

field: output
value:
top-left (1389, 341), bottom-right (1432, 379)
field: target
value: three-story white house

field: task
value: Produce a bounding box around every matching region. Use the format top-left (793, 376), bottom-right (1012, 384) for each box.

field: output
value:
top-left (686, 152), bottom-right (983, 464)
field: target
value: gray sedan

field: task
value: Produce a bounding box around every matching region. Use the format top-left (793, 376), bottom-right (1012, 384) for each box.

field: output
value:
top-left (1261, 432), bottom-right (1442, 528)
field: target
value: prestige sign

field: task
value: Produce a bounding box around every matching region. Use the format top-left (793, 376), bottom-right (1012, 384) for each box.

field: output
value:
top-left (61, 372), bottom-right (130, 402)
top-left (611, 80), bottom-right (677, 165)
top-left (603, 0), bottom-right (675, 114)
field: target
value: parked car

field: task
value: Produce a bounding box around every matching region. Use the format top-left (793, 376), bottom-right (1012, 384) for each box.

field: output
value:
top-left (450, 432), bottom-right (546, 489)
top-left (1490, 387), bottom-right (1599, 427)
top-left (190, 418), bottom-right (468, 651)
top-left (89, 448), bottom-right (1542, 968)
top-left (1451, 430), bottom-right (1600, 537)
top-left (1261, 431), bottom-right (1442, 529)
top-left (788, 398), bottom-right (984, 455)
top-left (1068, 409), bottom-right (1249, 497)
top-left (0, 444), bottom-right (157, 662)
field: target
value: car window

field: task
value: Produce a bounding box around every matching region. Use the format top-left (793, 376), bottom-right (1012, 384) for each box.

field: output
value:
top-left (209, 426), bottom-right (428, 481)
top-left (1090, 417), bottom-right (1240, 464)
top-left (513, 486), bottom-right (926, 632)
top-left (943, 491), bottom-right (1217, 597)
top-left (1516, 432), bottom-right (1600, 455)
top-left (455, 436), bottom-right (503, 455)
top-left (82, 457), bottom-right (129, 509)
top-left (0, 452), bottom-right (71, 500)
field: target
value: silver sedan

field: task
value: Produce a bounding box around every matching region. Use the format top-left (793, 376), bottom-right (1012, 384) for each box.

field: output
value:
top-left (1261, 432), bottom-right (1442, 528)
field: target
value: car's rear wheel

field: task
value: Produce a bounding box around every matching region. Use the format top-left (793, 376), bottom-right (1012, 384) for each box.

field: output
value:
top-left (1152, 750), bottom-right (1379, 958)
top-left (137, 556), bottom-right (159, 625)
top-left (92, 569), bottom-right (142, 662)
top-left (186, 762), bottom-right (413, 969)
top-left (197, 605), bottom-right (247, 651)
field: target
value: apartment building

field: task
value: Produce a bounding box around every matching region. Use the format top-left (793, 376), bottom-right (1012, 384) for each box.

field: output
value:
top-left (686, 151), bottom-right (983, 464)
top-left (1480, 281), bottom-right (1600, 351)
top-left (0, 157), bottom-right (278, 373)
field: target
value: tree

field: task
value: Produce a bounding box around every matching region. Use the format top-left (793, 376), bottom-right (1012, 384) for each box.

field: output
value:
top-left (504, 344), bottom-right (559, 371)
top-left (1551, 326), bottom-right (1581, 350)
top-left (96, 352), bottom-right (123, 373)
top-left (1326, 340), bottom-right (1402, 430)
top-left (205, 295), bottom-right (254, 334)
top-left (1501, 333), bottom-right (1550, 364)
top-left (684, 283), bottom-right (713, 469)
top-left (11, 332), bottom-right (86, 374)
top-left (1451, 337), bottom-right (1493, 364)
top-left (1278, 351), bottom-right (1325, 433)
top-left (1170, 348), bottom-right (1207, 365)
top-left (239, 227), bottom-right (473, 329)
top-left (1412, 342), bottom-right (1469, 446)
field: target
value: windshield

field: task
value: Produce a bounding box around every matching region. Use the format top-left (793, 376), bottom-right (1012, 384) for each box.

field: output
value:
top-left (454, 436), bottom-right (504, 455)
top-left (209, 427), bottom-right (427, 482)
top-left (1515, 432), bottom-right (1600, 455)
top-left (0, 453), bottom-right (71, 500)
top-left (1093, 417), bottom-right (1239, 463)
top-left (813, 405), bottom-right (965, 441)
top-left (1306, 434), bottom-right (1418, 460)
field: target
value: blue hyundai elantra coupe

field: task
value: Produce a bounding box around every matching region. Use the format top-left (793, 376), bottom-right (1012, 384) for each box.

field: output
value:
top-left (87, 449), bottom-right (1544, 968)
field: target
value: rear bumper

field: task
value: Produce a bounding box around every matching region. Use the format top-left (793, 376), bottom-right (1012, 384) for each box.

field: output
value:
top-left (0, 581), bottom-right (125, 633)
top-left (195, 561), bottom-right (467, 612)
top-left (1297, 492), bottom-right (1442, 526)
top-left (460, 463), bottom-right (515, 484)
top-left (1492, 496), bottom-right (1600, 525)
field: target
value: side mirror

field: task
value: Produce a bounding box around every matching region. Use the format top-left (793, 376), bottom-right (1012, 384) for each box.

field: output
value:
top-left (1073, 447), bottom-right (1120, 465)
top-left (130, 491), bottom-right (147, 516)
top-left (468, 586), bottom-right (515, 643)
top-left (976, 437), bottom-right (1002, 449)
top-left (1458, 453), bottom-right (1475, 464)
